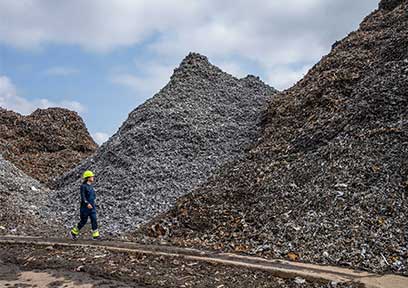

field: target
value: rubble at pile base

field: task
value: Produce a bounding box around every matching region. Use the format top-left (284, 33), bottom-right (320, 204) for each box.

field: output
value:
top-left (0, 108), bottom-right (97, 185)
top-left (145, 1), bottom-right (408, 275)
top-left (0, 155), bottom-right (60, 235)
top-left (52, 53), bottom-right (276, 233)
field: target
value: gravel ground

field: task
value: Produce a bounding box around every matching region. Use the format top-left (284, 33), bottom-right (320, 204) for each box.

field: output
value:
top-left (51, 53), bottom-right (276, 234)
top-left (0, 262), bottom-right (133, 288)
top-left (144, 0), bottom-right (408, 275)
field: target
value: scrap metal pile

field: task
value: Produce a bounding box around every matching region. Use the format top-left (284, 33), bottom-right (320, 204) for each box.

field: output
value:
top-left (146, 0), bottom-right (408, 275)
top-left (52, 53), bottom-right (276, 233)
top-left (0, 155), bottom-right (55, 235)
top-left (0, 108), bottom-right (97, 185)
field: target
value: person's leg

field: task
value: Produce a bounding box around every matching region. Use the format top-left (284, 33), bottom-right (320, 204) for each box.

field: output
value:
top-left (90, 211), bottom-right (99, 238)
top-left (90, 211), bottom-right (98, 230)
top-left (77, 210), bottom-right (89, 230)
top-left (71, 209), bottom-right (88, 238)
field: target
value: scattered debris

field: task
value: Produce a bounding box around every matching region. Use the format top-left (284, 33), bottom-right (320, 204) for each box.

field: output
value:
top-left (75, 265), bottom-right (85, 272)
top-left (288, 252), bottom-right (300, 262)
top-left (294, 277), bottom-right (306, 284)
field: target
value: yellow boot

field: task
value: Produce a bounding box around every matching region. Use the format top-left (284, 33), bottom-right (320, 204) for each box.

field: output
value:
top-left (92, 230), bottom-right (100, 240)
top-left (70, 226), bottom-right (80, 240)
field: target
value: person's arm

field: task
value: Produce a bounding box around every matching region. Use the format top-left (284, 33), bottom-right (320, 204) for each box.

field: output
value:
top-left (80, 185), bottom-right (93, 209)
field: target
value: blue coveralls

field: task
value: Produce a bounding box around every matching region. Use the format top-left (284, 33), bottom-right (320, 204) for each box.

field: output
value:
top-left (76, 183), bottom-right (98, 231)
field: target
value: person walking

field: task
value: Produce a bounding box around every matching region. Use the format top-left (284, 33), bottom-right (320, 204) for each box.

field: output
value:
top-left (70, 170), bottom-right (100, 240)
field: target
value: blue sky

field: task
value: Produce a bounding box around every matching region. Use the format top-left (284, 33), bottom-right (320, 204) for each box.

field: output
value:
top-left (0, 43), bottom-right (162, 140)
top-left (0, 0), bottom-right (378, 144)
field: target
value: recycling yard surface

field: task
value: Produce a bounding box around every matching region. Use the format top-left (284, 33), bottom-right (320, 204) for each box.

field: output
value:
top-left (0, 265), bottom-right (107, 288)
top-left (0, 238), bottom-right (346, 288)
top-left (2, 236), bottom-right (408, 288)
top-left (0, 1), bottom-right (407, 287)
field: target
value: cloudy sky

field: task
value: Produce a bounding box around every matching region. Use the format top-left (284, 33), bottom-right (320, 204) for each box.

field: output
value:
top-left (0, 0), bottom-right (378, 144)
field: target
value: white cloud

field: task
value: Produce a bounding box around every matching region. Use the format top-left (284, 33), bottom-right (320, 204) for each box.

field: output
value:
top-left (0, 75), bottom-right (32, 113)
top-left (268, 65), bottom-right (311, 90)
top-left (110, 60), bottom-right (174, 96)
top-left (92, 132), bottom-right (110, 145)
top-left (0, 75), bottom-right (85, 114)
top-left (216, 61), bottom-right (247, 79)
top-left (0, 0), bottom-right (378, 89)
top-left (0, 0), bottom-right (202, 52)
top-left (44, 66), bottom-right (79, 76)
top-left (110, 74), bottom-right (141, 91)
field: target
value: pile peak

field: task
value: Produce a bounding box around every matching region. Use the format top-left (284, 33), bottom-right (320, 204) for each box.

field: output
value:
top-left (379, 0), bottom-right (404, 10)
top-left (170, 52), bottom-right (224, 81)
top-left (181, 52), bottom-right (210, 64)
top-left (30, 107), bottom-right (79, 117)
top-left (177, 52), bottom-right (212, 72)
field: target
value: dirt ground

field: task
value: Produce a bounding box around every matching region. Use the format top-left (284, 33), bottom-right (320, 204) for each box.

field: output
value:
top-left (0, 243), bottom-right (357, 288)
top-left (0, 262), bottom-right (127, 288)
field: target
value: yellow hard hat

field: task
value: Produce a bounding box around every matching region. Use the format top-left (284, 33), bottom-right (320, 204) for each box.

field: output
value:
top-left (82, 170), bottom-right (95, 179)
